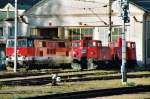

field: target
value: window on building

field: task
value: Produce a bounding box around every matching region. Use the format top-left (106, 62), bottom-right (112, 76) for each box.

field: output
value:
top-left (68, 28), bottom-right (93, 40)
top-left (31, 28), bottom-right (58, 38)
top-left (81, 28), bottom-right (93, 37)
top-left (9, 27), bottom-right (15, 37)
top-left (112, 27), bottom-right (122, 42)
top-left (31, 28), bottom-right (38, 36)
top-left (0, 27), bottom-right (3, 37)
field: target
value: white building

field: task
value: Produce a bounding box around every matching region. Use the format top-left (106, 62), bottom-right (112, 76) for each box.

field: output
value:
top-left (0, 1), bottom-right (41, 40)
top-left (0, 3), bottom-right (26, 40)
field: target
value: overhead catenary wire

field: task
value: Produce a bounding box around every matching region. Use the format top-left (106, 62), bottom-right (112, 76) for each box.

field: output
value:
top-left (88, 8), bottom-right (108, 25)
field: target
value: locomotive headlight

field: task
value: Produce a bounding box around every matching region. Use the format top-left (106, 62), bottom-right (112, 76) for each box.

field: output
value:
top-left (18, 56), bottom-right (26, 61)
top-left (73, 51), bottom-right (76, 55)
top-left (6, 56), bottom-right (11, 60)
top-left (90, 51), bottom-right (94, 55)
top-left (23, 56), bottom-right (28, 61)
top-left (23, 56), bottom-right (26, 59)
top-left (72, 51), bottom-right (77, 57)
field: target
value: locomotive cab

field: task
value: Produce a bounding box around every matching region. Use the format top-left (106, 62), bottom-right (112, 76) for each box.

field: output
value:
top-left (5, 38), bottom-right (35, 69)
top-left (71, 40), bottom-right (102, 70)
top-left (108, 39), bottom-right (137, 68)
top-left (126, 42), bottom-right (137, 67)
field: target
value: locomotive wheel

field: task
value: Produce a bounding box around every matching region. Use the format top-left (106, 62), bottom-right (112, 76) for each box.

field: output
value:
top-left (71, 62), bottom-right (82, 70)
top-left (87, 59), bottom-right (98, 70)
top-left (6, 63), bottom-right (14, 71)
top-left (22, 63), bottom-right (29, 71)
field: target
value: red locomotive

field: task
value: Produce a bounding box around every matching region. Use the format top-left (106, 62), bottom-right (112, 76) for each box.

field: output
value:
top-left (70, 38), bottom-right (136, 70)
top-left (5, 37), bottom-right (137, 70)
top-left (5, 37), bottom-right (71, 69)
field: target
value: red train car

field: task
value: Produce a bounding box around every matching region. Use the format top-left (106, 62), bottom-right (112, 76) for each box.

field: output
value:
top-left (70, 40), bottom-right (103, 69)
top-left (70, 39), bottom-right (137, 70)
top-left (5, 37), bottom-right (71, 69)
top-left (6, 38), bottom-right (35, 68)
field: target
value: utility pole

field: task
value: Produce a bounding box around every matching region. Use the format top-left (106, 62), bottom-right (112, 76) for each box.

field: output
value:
top-left (108, 0), bottom-right (112, 42)
top-left (120, 0), bottom-right (130, 83)
top-left (14, 0), bottom-right (18, 72)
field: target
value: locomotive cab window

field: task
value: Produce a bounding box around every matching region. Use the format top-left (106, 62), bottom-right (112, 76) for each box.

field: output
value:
top-left (27, 40), bottom-right (34, 47)
top-left (7, 40), bottom-right (14, 47)
top-left (131, 43), bottom-right (135, 48)
top-left (97, 42), bottom-right (102, 47)
top-left (39, 41), bottom-right (46, 47)
top-left (58, 42), bottom-right (65, 48)
top-left (72, 42), bottom-right (81, 47)
top-left (127, 43), bottom-right (131, 48)
top-left (84, 42), bottom-right (96, 47)
top-left (43, 42), bottom-right (46, 47)
top-left (18, 40), bottom-right (27, 47)
top-left (7, 39), bottom-right (34, 47)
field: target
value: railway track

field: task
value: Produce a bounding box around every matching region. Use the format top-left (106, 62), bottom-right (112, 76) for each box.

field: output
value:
top-left (24, 85), bottom-right (150, 99)
top-left (0, 72), bottom-right (150, 86)
top-left (0, 69), bottom-right (116, 79)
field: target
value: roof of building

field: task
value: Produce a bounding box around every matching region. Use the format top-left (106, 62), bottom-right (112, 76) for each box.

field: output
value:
top-left (130, 0), bottom-right (150, 12)
top-left (0, 0), bottom-right (41, 10)
top-left (0, 0), bottom-right (150, 11)
top-left (0, 0), bottom-right (150, 16)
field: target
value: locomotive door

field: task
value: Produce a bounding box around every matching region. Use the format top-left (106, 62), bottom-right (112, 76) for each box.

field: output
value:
top-left (0, 43), bottom-right (5, 70)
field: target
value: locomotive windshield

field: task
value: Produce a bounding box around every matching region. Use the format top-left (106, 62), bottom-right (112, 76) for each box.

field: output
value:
top-left (72, 41), bottom-right (97, 47)
top-left (72, 42), bottom-right (81, 47)
top-left (7, 40), bottom-right (14, 47)
top-left (84, 42), bottom-right (96, 47)
top-left (7, 39), bottom-right (34, 47)
top-left (28, 40), bottom-right (34, 47)
top-left (18, 40), bottom-right (27, 47)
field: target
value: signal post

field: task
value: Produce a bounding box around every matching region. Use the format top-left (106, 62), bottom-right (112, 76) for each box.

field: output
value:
top-left (120, 0), bottom-right (130, 83)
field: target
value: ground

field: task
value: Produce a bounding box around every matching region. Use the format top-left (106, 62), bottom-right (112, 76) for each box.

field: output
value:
top-left (0, 77), bottom-right (150, 99)
top-left (91, 92), bottom-right (150, 99)
top-left (0, 70), bottom-right (150, 99)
